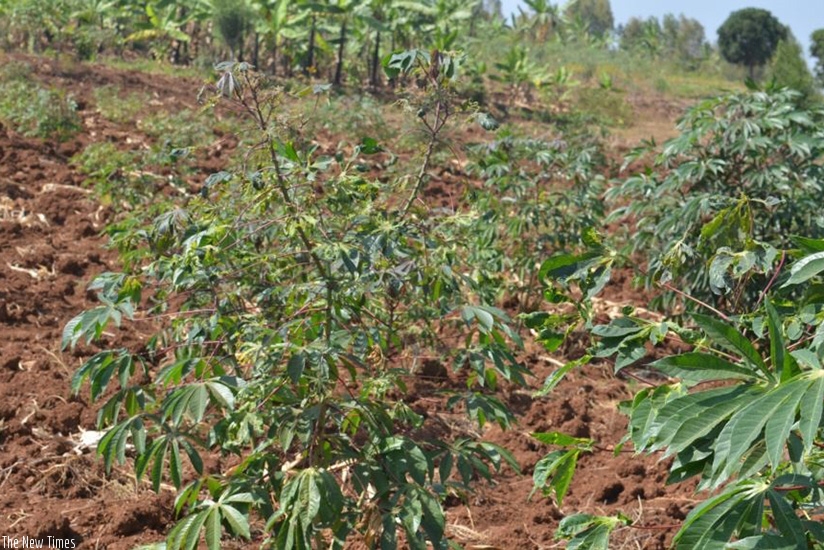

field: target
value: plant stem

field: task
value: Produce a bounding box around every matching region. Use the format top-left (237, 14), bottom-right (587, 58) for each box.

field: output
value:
top-left (400, 100), bottom-right (443, 218)
top-left (239, 77), bottom-right (334, 341)
top-left (756, 250), bottom-right (786, 307)
top-left (658, 280), bottom-right (731, 322)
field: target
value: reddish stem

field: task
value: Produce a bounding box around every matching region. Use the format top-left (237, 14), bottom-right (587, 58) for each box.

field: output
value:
top-left (756, 250), bottom-right (787, 307)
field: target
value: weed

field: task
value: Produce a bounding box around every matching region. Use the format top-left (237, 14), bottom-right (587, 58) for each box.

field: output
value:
top-left (315, 94), bottom-right (390, 141)
top-left (92, 85), bottom-right (147, 124)
top-left (572, 87), bottom-right (633, 127)
top-left (0, 78), bottom-right (80, 140)
top-left (137, 108), bottom-right (213, 150)
top-left (72, 142), bottom-right (168, 208)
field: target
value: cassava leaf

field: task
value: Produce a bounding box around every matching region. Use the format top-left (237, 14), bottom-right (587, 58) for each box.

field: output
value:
top-left (651, 352), bottom-right (757, 383)
top-left (765, 299), bottom-right (799, 381)
top-left (650, 385), bottom-right (752, 455)
top-left (767, 490), bottom-right (807, 548)
top-left (799, 373), bottom-right (824, 453)
top-left (692, 314), bottom-right (771, 380)
top-left (710, 379), bottom-right (810, 488)
top-left (764, 386), bottom-right (805, 472)
top-left (782, 250), bottom-right (824, 287)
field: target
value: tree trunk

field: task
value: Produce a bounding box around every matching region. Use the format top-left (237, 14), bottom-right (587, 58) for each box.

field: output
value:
top-left (370, 30), bottom-right (381, 87)
top-left (389, 35), bottom-right (396, 88)
top-left (172, 40), bottom-right (182, 64)
top-left (334, 20), bottom-right (346, 86)
top-left (305, 15), bottom-right (316, 75)
top-left (253, 32), bottom-right (260, 68)
top-left (271, 38), bottom-right (278, 76)
top-left (172, 6), bottom-right (187, 64)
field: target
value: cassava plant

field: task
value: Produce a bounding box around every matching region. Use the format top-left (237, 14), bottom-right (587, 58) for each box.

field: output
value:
top-left (607, 84), bottom-right (824, 313)
top-left (525, 85), bottom-right (824, 549)
top-left (532, 234), bottom-right (824, 549)
top-left (464, 130), bottom-right (607, 312)
top-left (64, 53), bottom-right (526, 549)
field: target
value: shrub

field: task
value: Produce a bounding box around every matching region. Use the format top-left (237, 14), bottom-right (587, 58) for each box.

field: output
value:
top-left (0, 76), bottom-right (80, 140)
top-left (717, 8), bottom-right (787, 79)
top-left (65, 56), bottom-right (526, 549)
top-left (528, 86), bottom-right (824, 549)
top-left (608, 86), bottom-right (824, 312)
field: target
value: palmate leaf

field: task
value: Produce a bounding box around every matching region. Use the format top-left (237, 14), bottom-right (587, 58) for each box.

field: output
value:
top-left (799, 374), bottom-right (824, 454)
top-left (673, 481), bottom-right (765, 550)
top-left (692, 314), bottom-right (772, 381)
top-left (646, 385), bottom-right (753, 455)
top-left (162, 384), bottom-right (209, 426)
top-left (134, 429), bottom-right (203, 492)
top-left (651, 352), bottom-right (758, 384)
top-left (530, 449), bottom-right (581, 505)
top-left (764, 388), bottom-right (805, 472)
top-left (268, 468), bottom-right (344, 549)
top-left (62, 301), bottom-right (133, 350)
top-left (668, 443), bottom-right (714, 484)
top-left (71, 349), bottom-right (135, 400)
top-left (98, 416), bottom-right (144, 472)
top-left (766, 489), bottom-right (807, 548)
top-left (709, 374), bottom-right (820, 489)
top-left (539, 250), bottom-right (603, 281)
top-left (167, 489), bottom-right (254, 550)
top-left (625, 384), bottom-right (683, 449)
top-left (555, 514), bottom-right (630, 550)
top-left (535, 355), bottom-right (592, 396)
top-left (765, 299), bottom-right (799, 382)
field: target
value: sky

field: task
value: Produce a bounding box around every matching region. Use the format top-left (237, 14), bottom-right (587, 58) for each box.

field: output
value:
top-left (500, 0), bottom-right (821, 65)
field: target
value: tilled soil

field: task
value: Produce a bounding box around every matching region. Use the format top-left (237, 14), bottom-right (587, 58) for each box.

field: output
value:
top-left (0, 54), bottom-right (696, 549)
top-left (0, 123), bottom-right (174, 547)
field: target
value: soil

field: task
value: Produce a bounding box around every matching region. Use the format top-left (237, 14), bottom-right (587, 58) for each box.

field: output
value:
top-left (0, 54), bottom-right (698, 549)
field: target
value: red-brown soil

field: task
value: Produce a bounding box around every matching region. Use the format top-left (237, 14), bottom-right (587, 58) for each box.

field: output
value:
top-left (0, 54), bottom-right (696, 548)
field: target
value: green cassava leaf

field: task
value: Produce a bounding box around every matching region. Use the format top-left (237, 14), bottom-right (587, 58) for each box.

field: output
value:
top-left (783, 250), bottom-right (824, 287)
top-left (692, 314), bottom-right (771, 380)
top-left (651, 352), bottom-right (757, 383)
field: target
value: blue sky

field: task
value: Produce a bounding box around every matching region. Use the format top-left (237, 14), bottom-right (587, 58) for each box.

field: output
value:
top-left (501, 1), bottom-right (821, 64)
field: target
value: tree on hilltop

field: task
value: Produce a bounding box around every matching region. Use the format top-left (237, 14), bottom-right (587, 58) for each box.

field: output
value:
top-left (769, 38), bottom-right (818, 105)
top-left (564, 0), bottom-right (613, 38)
top-left (811, 28), bottom-right (824, 86)
top-left (717, 8), bottom-right (786, 79)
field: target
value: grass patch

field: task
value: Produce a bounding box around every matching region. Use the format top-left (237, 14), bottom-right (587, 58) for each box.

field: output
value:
top-left (571, 87), bottom-right (634, 127)
top-left (93, 85), bottom-right (148, 124)
top-left (0, 61), bottom-right (80, 140)
top-left (103, 57), bottom-right (207, 79)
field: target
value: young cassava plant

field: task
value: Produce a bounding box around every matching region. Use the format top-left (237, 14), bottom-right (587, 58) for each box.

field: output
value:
top-left (64, 54), bottom-right (525, 549)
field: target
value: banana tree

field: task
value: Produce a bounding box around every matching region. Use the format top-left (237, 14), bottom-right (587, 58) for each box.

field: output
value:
top-left (518, 0), bottom-right (561, 42)
top-left (393, 0), bottom-right (477, 50)
top-left (126, 1), bottom-right (193, 61)
top-left (298, 0), bottom-right (331, 75)
top-left (363, 0), bottom-right (390, 86)
top-left (253, 0), bottom-right (309, 75)
top-left (1, 0), bottom-right (75, 53)
top-left (322, 0), bottom-right (362, 85)
top-left (70, 0), bottom-right (120, 30)
top-left (362, 0), bottom-right (422, 86)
